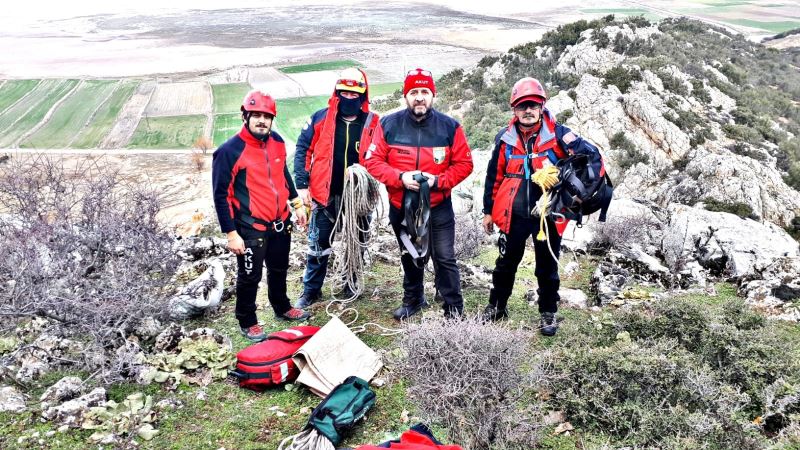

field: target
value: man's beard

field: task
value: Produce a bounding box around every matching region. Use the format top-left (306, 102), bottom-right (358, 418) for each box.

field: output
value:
top-left (249, 124), bottom-right (271, 138)
top-left (411, 104), bottom-right (429, 117)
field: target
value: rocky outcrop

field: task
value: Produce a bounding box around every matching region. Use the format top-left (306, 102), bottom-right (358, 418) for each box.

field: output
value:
top-left (0, 386), bottom-right (27, 413)
top-left (556, 25), bottom-right (660, 76)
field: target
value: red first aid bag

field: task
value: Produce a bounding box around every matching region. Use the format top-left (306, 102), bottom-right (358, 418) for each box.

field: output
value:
top-left (230, 325), bottom-right (319, 390)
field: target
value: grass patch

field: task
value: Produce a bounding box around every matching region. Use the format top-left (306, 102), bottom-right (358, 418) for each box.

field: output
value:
top-left (0, 79), bottom-right (79, 147)
top-left (279, 59), bottom-right (359, 74)
top-left (726, 19), bottom-right (800, 34)
top-left (211, 83), bottom-right (251, 115)
top-left (275, 95), bottom-right (329, 143)
top-left (128, 115), bottom-right (206, 149)
top-left (0, 79), bottom-right (39, 113)
top-left (369, 82), bottom-right (403, 98)
top-left (71, 80), bottom-right (138, 148)
top-left (21, 80), bottom-right (119, 149)
top-left (212, 113), bottom-right (243, 147)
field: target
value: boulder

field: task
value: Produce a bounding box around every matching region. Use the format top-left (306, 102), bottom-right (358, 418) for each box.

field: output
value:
top-left (0, 385), bottom-right (27, 413)
top-left (738, 256), bottom-right (800, 310)
top-left (40, 376), bottom-right (84, 410)
top-left (42, 387), bottom-right (107, 428)
top-left (661, 204), bottom-right (799, 279)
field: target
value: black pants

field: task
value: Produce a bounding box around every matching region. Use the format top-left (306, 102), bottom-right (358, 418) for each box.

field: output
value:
top-left (388, 197), bottom-right (463, 313)
top-left (490, 216), bottom-right (561, 313)
top-left (235, 225), bottom-right (292, 328)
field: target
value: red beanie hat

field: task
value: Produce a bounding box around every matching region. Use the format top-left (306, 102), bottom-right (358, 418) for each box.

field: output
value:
top-left (403, 68), bottom-right (436, 96)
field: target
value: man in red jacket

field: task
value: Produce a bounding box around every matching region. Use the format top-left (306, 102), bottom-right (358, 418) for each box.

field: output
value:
top-left (212, 90), bottom-right (310, 342)
top-left (365, 68), bottom-right (473, 320)
top-left (481, 77), bottom-right (602, 336)
top-left (293, 68), bottom-right (381, 308)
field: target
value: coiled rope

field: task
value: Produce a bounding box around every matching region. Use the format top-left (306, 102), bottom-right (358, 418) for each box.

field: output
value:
top-left (325, 164), bottom-right (402, 336)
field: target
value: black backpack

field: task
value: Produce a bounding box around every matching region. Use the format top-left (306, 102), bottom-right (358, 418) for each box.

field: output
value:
top-left (548, 152), bottom-right (613, 226)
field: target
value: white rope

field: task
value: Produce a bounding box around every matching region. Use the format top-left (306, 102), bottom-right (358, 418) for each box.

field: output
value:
top-left (323, 164), bottom-right (403, 336)
top-left (277, 429), bottom-right (335, 450)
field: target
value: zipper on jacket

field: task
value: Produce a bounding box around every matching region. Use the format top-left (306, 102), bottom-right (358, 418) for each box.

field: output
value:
top-left (344, 121), bottom-right (351, 180)
top-left (415, 126), bottom-right (422, 169)
top-left (263, 141), bottom-right (279, 217)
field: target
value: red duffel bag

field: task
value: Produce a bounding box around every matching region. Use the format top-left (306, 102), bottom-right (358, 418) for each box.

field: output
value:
top-left (229, 325), bottom-right (320, 390)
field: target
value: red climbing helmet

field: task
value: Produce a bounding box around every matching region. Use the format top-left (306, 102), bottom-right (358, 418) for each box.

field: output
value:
top-left (509, 77), bottom-right (547, 107)
top-left (241, 90), bottom-right (277, 116)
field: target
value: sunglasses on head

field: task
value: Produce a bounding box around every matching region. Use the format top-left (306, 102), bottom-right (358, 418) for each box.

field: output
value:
top-left (407, 69), bottom-right (432, 77)
top-left (513, 101), bottom-right (542, 112)
top-left (337, 79), bottom-right (366, 88)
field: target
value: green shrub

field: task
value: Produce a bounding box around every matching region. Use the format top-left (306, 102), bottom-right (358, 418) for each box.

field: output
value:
top-left (703, 198), bottom-right (755, 219)
top-left (602, 66), bottom-right (642, 93)
top-left (657, 71), bottom-right (689, 96)
top-left (556, 109), bottom-right (573, 123)
top-left (691, 79), bottom-right (712, 103)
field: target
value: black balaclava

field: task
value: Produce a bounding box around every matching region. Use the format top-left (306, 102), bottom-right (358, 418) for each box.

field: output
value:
top-left (337, 92), bottom-right (364, 117)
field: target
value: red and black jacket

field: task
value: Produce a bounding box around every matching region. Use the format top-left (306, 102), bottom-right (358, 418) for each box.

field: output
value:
top-left (364, 108), bottom-right (473, 210)
top-left (212, 125), bottom-right (297, 233)
top-left (483, 108), bottom-right (600, 234)
top-left (294, 76), bottom-right (380, 207)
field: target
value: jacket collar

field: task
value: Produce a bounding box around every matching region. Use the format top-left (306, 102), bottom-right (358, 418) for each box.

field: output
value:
top-left (239, 124), bottom-right (271, 147)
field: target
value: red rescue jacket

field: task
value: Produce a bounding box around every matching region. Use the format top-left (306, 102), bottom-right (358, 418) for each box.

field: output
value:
top-left (293, 70), bottom-right (380, 206)
top-left (483, 108), bottom-right (599, 234)
top-left (364, 109), bottom-right (473, 209)
top-left (212, 126), bottom-right (293, 233)
top-left (355, 429), bottom-right (463, 450)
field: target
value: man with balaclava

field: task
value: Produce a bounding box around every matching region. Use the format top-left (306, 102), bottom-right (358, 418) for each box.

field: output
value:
top-left (293, 68), bottom-right (381, 309)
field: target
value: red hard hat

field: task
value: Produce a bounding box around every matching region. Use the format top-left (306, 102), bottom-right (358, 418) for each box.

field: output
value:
top-left (510, 77), bottom-right (547, 106)
top-left (241, 90), bottom-right (277, 116)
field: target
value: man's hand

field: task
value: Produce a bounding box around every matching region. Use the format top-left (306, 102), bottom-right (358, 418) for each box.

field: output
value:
top-left (420, 172), bottom-right (436, 189)
top-left (401, 170), bottom-right (422, 192)
top-left (226, 230), bottom-right (245, 255)
top-left (482, 214), bottom-right (494, 234)
top-left (297, 188), bottom-right (311, 206)
top-left (294, 206), bottom-right (308, 229)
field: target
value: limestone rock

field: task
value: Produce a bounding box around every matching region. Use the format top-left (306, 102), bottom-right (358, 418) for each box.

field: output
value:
top-left (661, 204), bottom-right (799, 279)
top-left (739, 257), bottom-right (800, 309)
top-left (40, 377), bottom-right (84, 410)
top-left (42, 387), bottom-right (107, 428)
top-left (0, 385), bottom-right (27, 413)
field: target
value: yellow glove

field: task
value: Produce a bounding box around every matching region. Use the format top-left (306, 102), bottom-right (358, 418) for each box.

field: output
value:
top-left (532, 165), bottom-right (559, 190)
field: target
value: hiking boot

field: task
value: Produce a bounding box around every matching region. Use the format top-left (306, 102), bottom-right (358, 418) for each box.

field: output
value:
top-left (539, 312), bottom-right (558, 336)
top-left (295, 291), bottom-right (322, 309)
top-left (240, 324), bottom-right (266, 342)
top-left (392, 298), bottom-right (429, 321)
top-left (481, 304), bottom-right (509, 322)
top-left (443, 307), bottom-right (464, 321)
top-left (277, 307), bottom-right (310, 321)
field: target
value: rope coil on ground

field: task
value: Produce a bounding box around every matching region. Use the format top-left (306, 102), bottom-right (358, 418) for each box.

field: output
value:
top-left (277, 428), bottom-right (335, 450)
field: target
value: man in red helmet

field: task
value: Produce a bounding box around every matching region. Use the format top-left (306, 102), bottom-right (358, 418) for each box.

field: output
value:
top-left (481, 77), bottom-right (601, 336)
top-left (212, 90), bottom-right (310, 342)
top-left (365, 68), bottom-right (473, 320)
top-left (293, 68), bottom-right (381, 308)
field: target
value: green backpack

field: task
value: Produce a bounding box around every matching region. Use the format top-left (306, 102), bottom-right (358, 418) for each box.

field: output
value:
top-left (308, 376), bottom-right (376, 445)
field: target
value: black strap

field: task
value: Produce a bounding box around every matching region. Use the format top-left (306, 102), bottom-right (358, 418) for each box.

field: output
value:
top-left (503, 173), bottom-right (525, 179)
top-left (229, 369), bottom-right (273, 381)
top-left (238, 213), bottom-right (291, 232)
top-left (399, 173), bottom-right (432, 269)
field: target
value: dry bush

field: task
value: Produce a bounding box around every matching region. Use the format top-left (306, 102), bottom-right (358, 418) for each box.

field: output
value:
top-left (193, 136), bottom-right (213, 154)
top-left (396, 317), bottom-right (545, 449)
top-left (589, 212), bottom-right (662, 253)
top-left (190, 149), bottom-right (206, 173)
top-left (0, 155), bottom-right (179, 382)
top-left (453, 214), bottom-right (483, 260)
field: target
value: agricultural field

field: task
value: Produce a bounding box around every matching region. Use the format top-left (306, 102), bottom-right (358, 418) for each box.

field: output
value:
top-left (0, 79), bottom-right (79, 148)
top-left (370, 81), bottom-right (402, 98)
top-left (21, 80), bottom-right (120, 149)
top-left (212, 113), bottom-right (243, 147)
top-left (248, 67), bottom-right (305, 99)
top-left (0, 79), bottom-right (39, 114)
top-left (275, 95), bottom-right (329, 143)
top-left (70, 80), bottom-right (139, 149)
top-left (144, 81), bottom-right (211, 117)
top-left (211, 83), bottom-right (252, 115)
top-left (101, 80), bottom-right (156, 149)
top-left (127, 115), bottom-right (206, 149)
top-left (278, 59), bottom-right (359, 74)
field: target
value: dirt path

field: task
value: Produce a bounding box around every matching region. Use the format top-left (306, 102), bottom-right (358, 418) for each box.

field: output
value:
top-left (100, 80), bottom-right (156, 149)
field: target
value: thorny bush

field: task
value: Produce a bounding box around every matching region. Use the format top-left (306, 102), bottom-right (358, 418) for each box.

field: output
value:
top-left (0, 155), bottom-right (179, 383)
top-left (397, 317), bottom-right (545, 450)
